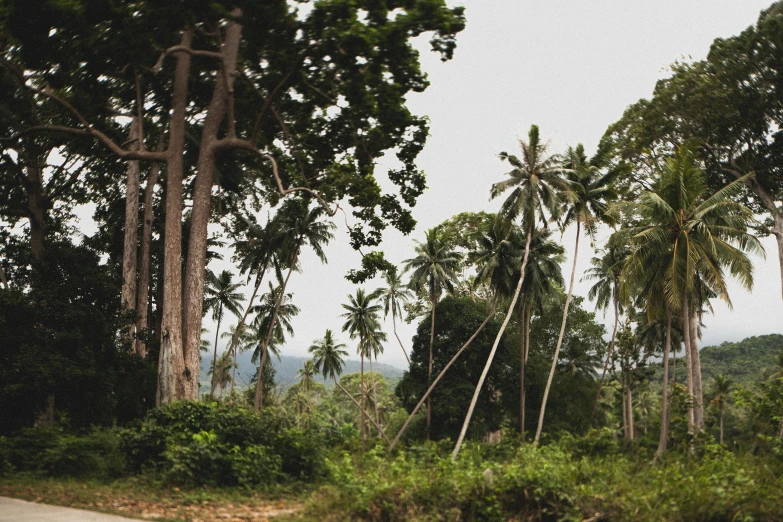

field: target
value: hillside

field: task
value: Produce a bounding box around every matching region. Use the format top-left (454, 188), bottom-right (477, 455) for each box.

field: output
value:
top-left (200, 351), bottom-right (406, 391)
top-left (654, 334), bottom-right (783, 385)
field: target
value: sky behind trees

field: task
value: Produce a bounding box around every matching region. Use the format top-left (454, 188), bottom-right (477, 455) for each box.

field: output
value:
top-left (70, 0), bottom-right (780, 368)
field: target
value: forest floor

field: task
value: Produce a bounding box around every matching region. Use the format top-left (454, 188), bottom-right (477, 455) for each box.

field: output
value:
top-left (0, 478), bottom-right (304, 521)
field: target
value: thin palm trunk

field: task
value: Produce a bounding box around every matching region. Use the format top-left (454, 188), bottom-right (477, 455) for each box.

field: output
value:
top-left (209, 308), bottom-right (223, 396)
top-left (682, 296), bottom-right (695, 435)
top-left (622, 383), bottom-right (628, 439)
top-left (360, 347), bottom-right (366, 452)
top-left (654, 309), bottom-right (673, 463)
top-left (519, 303), bottom-right (526, 436)
top-left (254, 345), bottom-right (268, 405)
top-left (389, 298), bottom-right (498, 452)
top-left (369, 355), bottom-right (380, 427)
top-left (535, 221), bottom-right (581, 443)
top-left (219, 268), bottom-right (266, 397)
top-left (392, 313), bottom-right (411, 365)
top-left (690, 309), bottom-right (704, 431)
top-left (719, 407), bottom-right (725, 445)
top-left (590, 294), bottom-right (620, 424)
top-left (451, 223), bottom-right (534, 460)
top-left (254, 250), bottom-right (298, 412)
top-left (626, 380), bottom-right (634, 440)
top-left (335, 379), bottom-right (391, 445)
top-left (521, 306), bottom-right (531, 438)
top-left (427, 301), bottom-right (436, 441)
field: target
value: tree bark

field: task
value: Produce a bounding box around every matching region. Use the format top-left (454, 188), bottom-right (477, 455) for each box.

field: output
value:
top-left (360, 348), bottom-right (366, 452)
top-left (26, 162), bottom-right (46, 263)
top-left (134, 141), bottom-right (163, 358)
top-left (121, 117), bottom-right (141, 344)
top-left (254, 345), bottom-right (269, 405)
top-left (451, 222), bottom-right (535, 460)
top-left (590, 293), bottom-right (621, 425)
top-left (157, 28), bottom-right (193, 406)
top-left (535, 221), bottom-right (581, 444)
top-left (0, 261), bottom-right (8, 289)
top-left (654, 309), bottom-right (672, 463)
top-left (392, 313), bottom-right (411, 365)
top-left (427, 300), bottom-right (435, 441)
top-left (622, 382), bottom-right (628, 439)
top-left (719, 408), bottom-right (724, 445)
top-left (690, 309), bottom-right (704, 431)
top-left (681, 295), bottom-right (695, 435)
top-left (182, 12), bottom-right (243, 401)
top-left (254, 251), bottom-right (297, 412)
top-left (626, 380), bottom-right (634, 441)
top-left (369, 355), bottom-right (380, 428)
top-left (389, 298), bottom-right (497, 453)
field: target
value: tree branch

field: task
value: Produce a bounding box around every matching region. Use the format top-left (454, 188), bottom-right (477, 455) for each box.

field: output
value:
top-left (215, 137), bottom-right (336, 216)
top-left (153, 46), bottom-right (223, 73)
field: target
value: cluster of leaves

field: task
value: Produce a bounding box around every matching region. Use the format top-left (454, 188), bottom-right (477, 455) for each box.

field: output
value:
top-left (308, 438), bottom-right (783, 522)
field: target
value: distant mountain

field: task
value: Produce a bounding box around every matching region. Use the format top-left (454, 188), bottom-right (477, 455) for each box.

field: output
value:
top-left (653, 334), bottom-right (783, 385)
top-left (201, 350), bottom-right (406, 390)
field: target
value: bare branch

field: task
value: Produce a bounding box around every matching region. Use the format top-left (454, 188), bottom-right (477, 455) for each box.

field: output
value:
top-left (153, 46), bottom-right (223, 73)
top-left (239, 68), bottom-right (294, 144)
top-left (215, 137), bottom-right (336, 216)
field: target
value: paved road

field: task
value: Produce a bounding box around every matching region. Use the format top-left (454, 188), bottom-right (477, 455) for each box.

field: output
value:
top-left (0, 496), bottom-right (140, 521)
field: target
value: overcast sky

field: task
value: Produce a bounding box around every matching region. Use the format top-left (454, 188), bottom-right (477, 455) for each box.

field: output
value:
top-left (195, 1), bottom-right (783, 369)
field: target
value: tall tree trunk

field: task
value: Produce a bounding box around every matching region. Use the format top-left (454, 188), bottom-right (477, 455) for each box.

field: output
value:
top-left (774, 214), bottom-right (783, 302)
top-left (254, 345), bottom-right (269, 405)
top-left (335, 379), bottom-right (391, 445)
top-left (451, 222), bottom-right (534, 460)
top-left (121, 117), bottom-right (141, 343)
top-left (135, 140), bottom-right (164, 358)
top-left (719, 408), bottom-right (724, 445)
top-left (654, 309), bottom-right (672, 462)
top-left (535, 221), bottom-right (581, 444)
top-left (157, 28), bottom-right (193, 406)
top-left (590, 294), bottom-right (621, 424)
top-left (626, 380), bottom-right (634, 441)
top-left (209, 309), bottom-right (223, 396)
top-left (681, 295), bottom-right (695, 435)
top-left (690, 309), bottom-right (704, 431)
top-left (519, 303), bottom-right (526, 437)
top-left (622, 382), bottom-right (628, 439)
top-left (0, 261), bottom-right (8, 289)
top-left (389, 298), bottom-right (497, 453)
top-left (427, 300), bottom-right (436, 441)
top-left (360, 348), bottom-right (366, 452)
top-left (181, 13), bottom-right (243, 401)
top-left (25, 161), bottom-right (46, 263)
top-left (392, 313), bottom-right (411, 365)
top-left (369, 354), bottom-right (380, 428)
top-left (253, 250), bottom-right (297, 412)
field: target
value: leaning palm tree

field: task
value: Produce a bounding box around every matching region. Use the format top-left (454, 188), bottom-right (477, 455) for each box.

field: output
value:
top-left (621, 141), bottom-right (762, 436)
top-left (377, 270), bottom-right (414, 365)
top-left (452, 125), bottom-right (568, 459)
top-left (208, 351), bottom-right (235, 396)
top-left (534, 143), bottom-right (616, 443)
top-left (204, 270), bottom-right (245, 396)
top-left (711, 374), bottom-right (733, 445)
top-left (404, 228), bottom-right (461, 440)
top-left (253, 199), bottom-right (335, 412)
top-left (341, 288), bottom-right (384, 451)
top-left (585, 239), bottom-right (630, 422)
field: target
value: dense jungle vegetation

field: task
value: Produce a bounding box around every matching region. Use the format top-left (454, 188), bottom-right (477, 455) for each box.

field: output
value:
top-left (2, 1), bottom-right (783, 521)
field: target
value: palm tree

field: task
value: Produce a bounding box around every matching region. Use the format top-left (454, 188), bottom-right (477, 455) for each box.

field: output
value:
top-left (204, 270), bottom-right (245, 396)
top-left (585, 239), bottom-right (630, 422)
top-left (404, 228), bottom-right (461, 440)
top-left (341, 288), bottom-right (384, 451)
top-left (208, 351), bottom-right (235, 396)
top-left (452, 125), bottom-right (568, 459)
top-left (711, 374), bottom-right (733, 445)
top-left (249, 283), bottom-right (299, 405)
top-left (622, 141), bottom-right (762, 436)
top-left (534, 144), bottom-right (616, 444)
top-left (377, 270), bottom-right (414, 365)
top-left (253, 199), bottom-right (335, 412)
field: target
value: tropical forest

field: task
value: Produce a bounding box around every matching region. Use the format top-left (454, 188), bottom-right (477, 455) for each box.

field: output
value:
top-left (2, 1), bottom-right (783, 521)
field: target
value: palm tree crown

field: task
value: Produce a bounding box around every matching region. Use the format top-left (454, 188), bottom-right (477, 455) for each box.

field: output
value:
top-left (309, 329), bottom-right (349, 381)
top-left (404, 228), bottom-right (461, 303)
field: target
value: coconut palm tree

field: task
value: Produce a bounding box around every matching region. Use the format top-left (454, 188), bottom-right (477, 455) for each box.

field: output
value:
top-left (204, 270), bottom-right (245, 396)
top-left (452, 125), bottom-right (568, 459)
top-left (404, 228), bottom-right (461, 440)
top-left (208, 351), bottom-right (235, 396)
top-left (622, 141), bottom-right (762, 436)
top-left (711, 374), bottom-right (733, 445)
top-left (377, 270), bottom-right (414, 365)
top-left (341, 288), bottom-right (384, 451)
top-left (534, 144), bottom-right (616, 444)
top-left (253, 199), bottom-right (335, 412)
top-left (585, 239), bottom-right (630, 422)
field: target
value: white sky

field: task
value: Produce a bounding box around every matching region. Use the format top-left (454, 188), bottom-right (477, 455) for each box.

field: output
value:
top-left (80, 0), bottom-right (783, 369)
